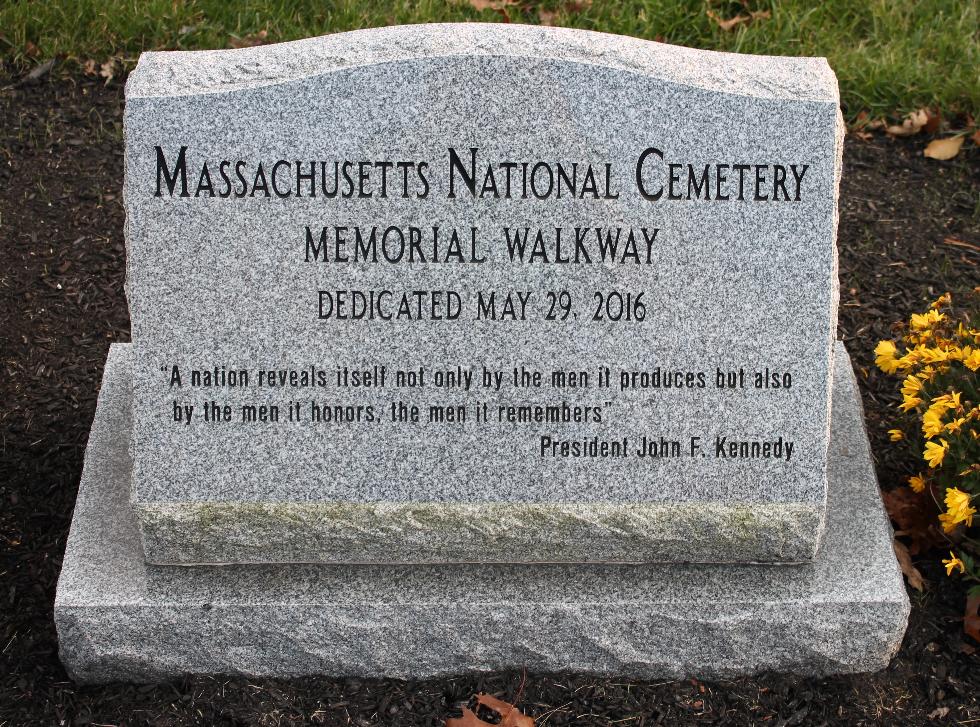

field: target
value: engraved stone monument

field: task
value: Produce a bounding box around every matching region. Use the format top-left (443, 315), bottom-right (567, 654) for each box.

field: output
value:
top-left (56, 24), bottom-right (908, 682)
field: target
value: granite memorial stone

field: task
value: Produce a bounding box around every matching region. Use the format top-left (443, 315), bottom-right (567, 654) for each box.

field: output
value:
top-left (123, 23), bottom-right (843, 565)
top-left (55, 24), bottom-right (908, 684)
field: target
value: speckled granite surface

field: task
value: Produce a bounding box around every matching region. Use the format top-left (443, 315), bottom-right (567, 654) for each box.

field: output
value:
top-left (124, 25), bottom-right (843, 564)
top-left (55, 342), bottom-right (907, 683)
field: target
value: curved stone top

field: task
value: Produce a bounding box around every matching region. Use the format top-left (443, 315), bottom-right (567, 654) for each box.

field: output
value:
top-left (126, 23), bottom-right (838, 103)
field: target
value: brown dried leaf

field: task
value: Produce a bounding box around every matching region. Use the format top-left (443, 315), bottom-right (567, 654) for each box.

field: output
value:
top-left (971, 128), bottom-right (980, 146)
top-left (923, 109), bottom-right (942, 134)
top-left (539, 8), bottom-right (559, 25)
top-left (99, 58), bottom-right (117, 83)
top-left (885, 108), bottom-right (929, 137)
top-left (966, 595), bottom-right (980, 644)
top-left (707, 9), bottom-right (769, 31)
top-left (229, 29), bottom-right (268, 48)
top-left (707, 10), bottom-right (749, 31)
top-left (82, 59), bottom-right (98, 76)
top-left (924, 135), bottom-right (965, 161)
top-left (469, 0), bottom-right (516, 10)
top-left (447, 694), bottom-right (534, 727)
top-left (882, 486), bottom-right (942, 554)
top-left (892, 539), bottom-right (925, 592)
top-left (850, 112), bottom-right (885, 133)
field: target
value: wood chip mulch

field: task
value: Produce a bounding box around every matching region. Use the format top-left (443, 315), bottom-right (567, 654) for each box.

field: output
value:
top-left (1, 71), bottom-right (978, 726)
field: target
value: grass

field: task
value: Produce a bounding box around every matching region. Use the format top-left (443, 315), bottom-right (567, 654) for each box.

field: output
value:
top-left (0, 0), bottom-right (977, 120)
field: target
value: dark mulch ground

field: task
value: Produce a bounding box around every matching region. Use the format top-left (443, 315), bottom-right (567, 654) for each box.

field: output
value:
top-left (1, 69), bottom-right (978, 726)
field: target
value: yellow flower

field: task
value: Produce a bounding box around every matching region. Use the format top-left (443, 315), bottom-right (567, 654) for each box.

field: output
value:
top-left (922, 395), bottom-right (959, 438)
top-left (943, 551), bottom-right (965, 576)
top-left (875, 340), bottom-right (901, 374)
top-left (939, 511), bottom-right (959, 533)
top-left (908, 474), bottom-right (926, 493)
top-left (901, 375), bottom-right (923, 399)
top-left (945, 487), bottom-right (976, 527)
top-left (888, 429), bottom-right (904, 442)
top-left (922, 408), bottom-right (946, 438)
top-left (946, 417), bottom-right (967, 435)
top-left (924, 439), bottom-right (948, 468)
top-left (900, 396), bottom-right (922, 412)
top-left (929, 392), bottom-right (961, 412)
top-left (964, 349), bottom-right (980, 371)
top-left (911, 309), bottom-right (945, 330)
top-left (919, 347), bottom-right (950, 364)
top-left (945, 486), bottom-right (970, 511)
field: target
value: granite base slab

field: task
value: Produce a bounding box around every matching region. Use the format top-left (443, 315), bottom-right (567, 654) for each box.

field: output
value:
top-left (55, 343), bottom-right (908, 684)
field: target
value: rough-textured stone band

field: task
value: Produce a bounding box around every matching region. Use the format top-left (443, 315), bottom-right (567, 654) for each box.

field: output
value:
top-left (135, 499), bottom-right (821, 565)
top-left (56, 342), bottom-right (908, 683)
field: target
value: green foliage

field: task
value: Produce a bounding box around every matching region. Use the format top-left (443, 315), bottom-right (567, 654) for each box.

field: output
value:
top-left (0, 0), bottom-right (977, 120)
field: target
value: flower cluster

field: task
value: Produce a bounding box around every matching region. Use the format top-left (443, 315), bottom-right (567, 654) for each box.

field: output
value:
top-left (876, 291), bottom-right (979, 598)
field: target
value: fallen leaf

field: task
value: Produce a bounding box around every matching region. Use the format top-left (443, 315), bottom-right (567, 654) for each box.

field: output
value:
top-left (707, 9), bottom-right (769, 31)
top-left (229, 29), bottom-right (268, 48)
top-left (99, 58), bottom-right (117, 83)
top-left (923, 109), bottom-right (942, 134)
top-left (893, 539), bottom-right (925, 592)
top-left (566, 0), bottom-right (593, 10)
top-left (885, 108), bottom-right (929, 137)
top-left (707, 10), bottom-right (748, 31)
top-left (82, 59), bottom-right (98, 76)
top-left (24, 41), bottom-right (39, 58)
top-left (882, 486), bottom-right (943, 554)
top-left (539, 9), bottom-right (559, 25)
top-left (972, 128), bottom-right (980, 146)
top-left (966, 595), bottom-right (980, 644)
top-left (928, 707), bottom-right (950, 719)
top-left (469, 0), bottom-right (516, 10)
top-left (850, 112), bottom-right (885, 133)
top-left (924, 135), bottom-right (965, 160)
top-left (447, 694), bottom-right (534, 727)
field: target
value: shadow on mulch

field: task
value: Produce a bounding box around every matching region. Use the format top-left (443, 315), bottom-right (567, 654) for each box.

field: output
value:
top-left (1, 70), bottom-right (978, 726)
